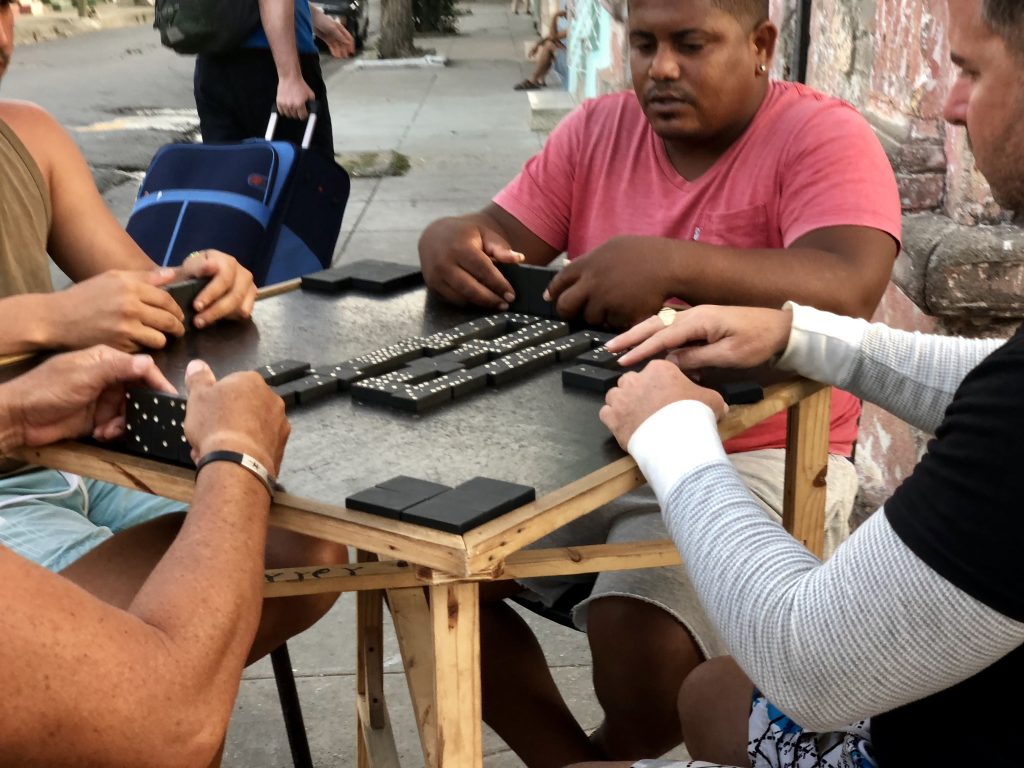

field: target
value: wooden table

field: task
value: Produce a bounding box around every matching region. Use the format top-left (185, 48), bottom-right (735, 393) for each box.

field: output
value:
top-left (10, 284), bottom-right (832, 768)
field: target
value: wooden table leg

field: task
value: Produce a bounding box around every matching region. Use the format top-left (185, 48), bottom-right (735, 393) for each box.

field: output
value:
top-left (783, 385), bottom-right (832, 558)
top-left (429, 581), bottom-right (482, 768)
top-left (388, 586), bottom-right (438, 768)
top-left (356, 552), bottom-right (400, 767)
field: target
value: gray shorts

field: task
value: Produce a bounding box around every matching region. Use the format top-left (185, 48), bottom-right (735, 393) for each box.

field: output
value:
top-left (518, 449), bottom-right (858, 658)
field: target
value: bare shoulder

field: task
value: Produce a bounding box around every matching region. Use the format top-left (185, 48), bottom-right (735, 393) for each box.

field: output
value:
top-left (0, 99), bottom-right (79, 178)
top-left (0, 98), bottom-right (61, 136)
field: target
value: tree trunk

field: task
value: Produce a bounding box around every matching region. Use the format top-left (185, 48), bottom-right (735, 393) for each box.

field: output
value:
top-left (379, 0), bottom-right (418, 58)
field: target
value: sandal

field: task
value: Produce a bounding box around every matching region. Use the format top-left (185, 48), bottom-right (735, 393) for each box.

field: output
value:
top-left (513, 79), bottom-right (544, 91)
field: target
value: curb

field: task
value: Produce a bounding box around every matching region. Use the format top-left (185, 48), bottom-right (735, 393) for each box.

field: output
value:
top-left (14, 7), bottom-right (152, 46)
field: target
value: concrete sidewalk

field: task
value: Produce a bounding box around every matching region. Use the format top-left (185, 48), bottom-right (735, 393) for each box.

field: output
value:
top-left (221, 2), bottom-right (691, 765)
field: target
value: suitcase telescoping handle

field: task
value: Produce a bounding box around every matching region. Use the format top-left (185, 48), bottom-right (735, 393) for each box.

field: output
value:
top-left (265, 100), bottom-right (319, 149)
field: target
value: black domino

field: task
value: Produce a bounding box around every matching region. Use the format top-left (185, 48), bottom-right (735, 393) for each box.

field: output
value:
top-left (124, 388), bottom-right (192, 466)
top-left (346, 476), bottom-right (451, 519)
top-left (301, 260), bottom-right (422, 295)
top-left (389, 380), bottom-right (453, 412)
top-left (552, 334), bottom-right (594, 361)
top-left (716, 380), bottom-right (764, 405)
top-left (573, 347), bottom-right (622, 369)
top-left (165, 277), bottom-right (212, 331)
top-left (401, 476), bottom-right (536, 533)
top-left (257, 359), bottom-right (311, 386)
top-left (300, 268), bottom-right (354, 293)
top-left (562, 364), bottom-right (623, 393)
top-left (494, 262), bottom-right (559, 318)
top-left (346, 260), bottom-right (423, 293)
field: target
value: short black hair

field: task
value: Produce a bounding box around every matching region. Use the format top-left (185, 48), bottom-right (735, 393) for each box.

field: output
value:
top-left (711, 0), bottom-right (770, 27)
top-left (982, 0), bottom-right (1024, 54)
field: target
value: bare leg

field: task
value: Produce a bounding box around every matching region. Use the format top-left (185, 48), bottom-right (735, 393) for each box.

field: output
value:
top-left (530, 40), bottom-right (557, 85)
top-left (60, 513), bottom-right (346, 665)
top-left (587, 596), bottom-right (702, 760)
top-left (678, 657), bottom-right (753, 766)
top-left (479, 582), bottom-right (601, 768)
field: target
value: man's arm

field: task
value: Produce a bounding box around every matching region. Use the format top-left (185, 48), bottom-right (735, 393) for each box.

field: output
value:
top-left (310, 2), bottom-right (355, 58)
top-left (608, 303), bottom-right (1005, 434)
top-left (600, 352), bottom-right (1024, 732)
top-left (418, 202), bottom-right (562, 309)
top-left (0, 103), bottom-right (258, 353)
top-left (261, 0), bottom-right (314, 119)
top-left (0, 101), bottom-right (156, 279)
top-left (0, 353), bottom-right (289, 766)
top-left (544, 224), bottom-right (897, 329)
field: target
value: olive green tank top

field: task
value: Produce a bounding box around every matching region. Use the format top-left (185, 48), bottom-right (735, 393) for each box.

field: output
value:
top-left (0, 116), bottom-right (53, 298)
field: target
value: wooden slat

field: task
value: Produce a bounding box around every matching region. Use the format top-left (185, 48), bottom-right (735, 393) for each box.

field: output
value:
top-left (356, 552), bottom-right (387, 730)
top-left (388, 586), bottom-right (438, 768)
top-left (462, 456), bottom-right (645, 575)
top-left (464, 378), bottom-right (828, 574)
top-left (11, 441), bottom-right (470, 574)
top-left (356, 692), bottom-right (401, 768)
top-left (430, 581), bottom-right (482, 768)
top-left (264, 540), bottom-right (684, 597)
top-left (783, 385), bottom-right (831, 557)
top-left (256, 277), bottom-right (301, 299)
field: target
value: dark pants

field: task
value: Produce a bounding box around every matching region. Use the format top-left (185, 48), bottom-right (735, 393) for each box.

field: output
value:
top-left (194, 48), bottom-right (335, 158)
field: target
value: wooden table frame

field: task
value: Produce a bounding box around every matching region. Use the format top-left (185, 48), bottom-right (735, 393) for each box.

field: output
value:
top-left (12, 376), bottom-right (831, 768)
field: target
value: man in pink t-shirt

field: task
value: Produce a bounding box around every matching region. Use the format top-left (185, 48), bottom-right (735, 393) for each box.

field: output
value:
top-left (419, 0), bottom-right (900, 764)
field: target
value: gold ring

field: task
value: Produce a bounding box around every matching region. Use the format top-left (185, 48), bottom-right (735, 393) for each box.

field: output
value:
top-left (657, 307), bottom-right (677, 327)
top-left (185, 250), bottom-right (203, 262)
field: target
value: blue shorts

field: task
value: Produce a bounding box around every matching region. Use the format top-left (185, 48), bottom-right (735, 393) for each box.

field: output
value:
top-left (0, 469), bottom-right (186, 572)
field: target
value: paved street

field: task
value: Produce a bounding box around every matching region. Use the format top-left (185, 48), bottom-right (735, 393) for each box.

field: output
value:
top-left (8, 3), bottom-right (692, 765)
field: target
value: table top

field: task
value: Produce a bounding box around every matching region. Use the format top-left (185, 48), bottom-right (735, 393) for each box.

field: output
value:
top-left (147, 286), bottom-right (625, 504)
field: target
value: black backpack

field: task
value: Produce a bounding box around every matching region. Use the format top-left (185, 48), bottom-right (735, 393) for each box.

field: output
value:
top-left (154, 0), bottom-right (261, 54)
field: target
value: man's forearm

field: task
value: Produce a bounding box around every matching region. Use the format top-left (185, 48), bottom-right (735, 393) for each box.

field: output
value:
top-left (130, 463), bottom-right (271, 689)
top-left (642, 236), bottom-right (883, 318)
top-left (778, 303), bottom-right (1006, 434)
top-left (0, 293), bottom-right (61, 355)
top-left (260, 0), bottom-right (303, 80)
top-left (0, 463), bottom-right (273, 765)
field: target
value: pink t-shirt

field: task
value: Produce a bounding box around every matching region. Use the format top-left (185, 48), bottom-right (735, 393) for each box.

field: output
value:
top-left (493, 81), bottom-right (901, 456)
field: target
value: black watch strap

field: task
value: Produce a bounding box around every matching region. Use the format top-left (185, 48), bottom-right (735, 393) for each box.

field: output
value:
top-left (195, 450), bottom-right (276, 497)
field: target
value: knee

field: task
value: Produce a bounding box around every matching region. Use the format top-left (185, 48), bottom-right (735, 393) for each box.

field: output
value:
top-left (677, 657), bottom-right (752, 762)
top-left (588, 597), bottom-right (699, 675)
top-left (587, 597), bottom-right (700, 704)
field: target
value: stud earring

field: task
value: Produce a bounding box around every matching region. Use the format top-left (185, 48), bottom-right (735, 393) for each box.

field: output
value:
top-left (758, 63), bottom-right (767, 73)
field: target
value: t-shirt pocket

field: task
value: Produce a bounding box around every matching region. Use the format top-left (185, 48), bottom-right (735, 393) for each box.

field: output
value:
top-left (696, 204), bottom-right (771, 249)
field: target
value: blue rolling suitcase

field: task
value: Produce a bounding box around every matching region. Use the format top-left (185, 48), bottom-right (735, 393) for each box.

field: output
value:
top-left (126, 107), bottom-right (350, 286)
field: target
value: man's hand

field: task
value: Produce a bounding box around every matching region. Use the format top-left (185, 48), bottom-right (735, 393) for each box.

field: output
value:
top-left (607, 305), bottom-right (793, 371)
top-left (314, 13), bottom-right (355, 58)
top-left (183, 360), bottom-right (290, 476)
top-left (276, 74), bottom-right (316, 120)
top-left (599, 360), bottom-right (726, 449)
top-left (0, 346), bottom-right (176, 451)
top-left (543, 236), bottom-right (672, 328)
top-left (176, 250), bottom-right (258, 329)
top-left (419, 216), bottom-right (527, 310)
top-left (46, 269), bottom-right (186, 352)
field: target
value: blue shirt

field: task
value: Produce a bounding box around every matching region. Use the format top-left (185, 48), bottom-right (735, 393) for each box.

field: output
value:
top-left (245, 0), bottom-right (317, 55)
